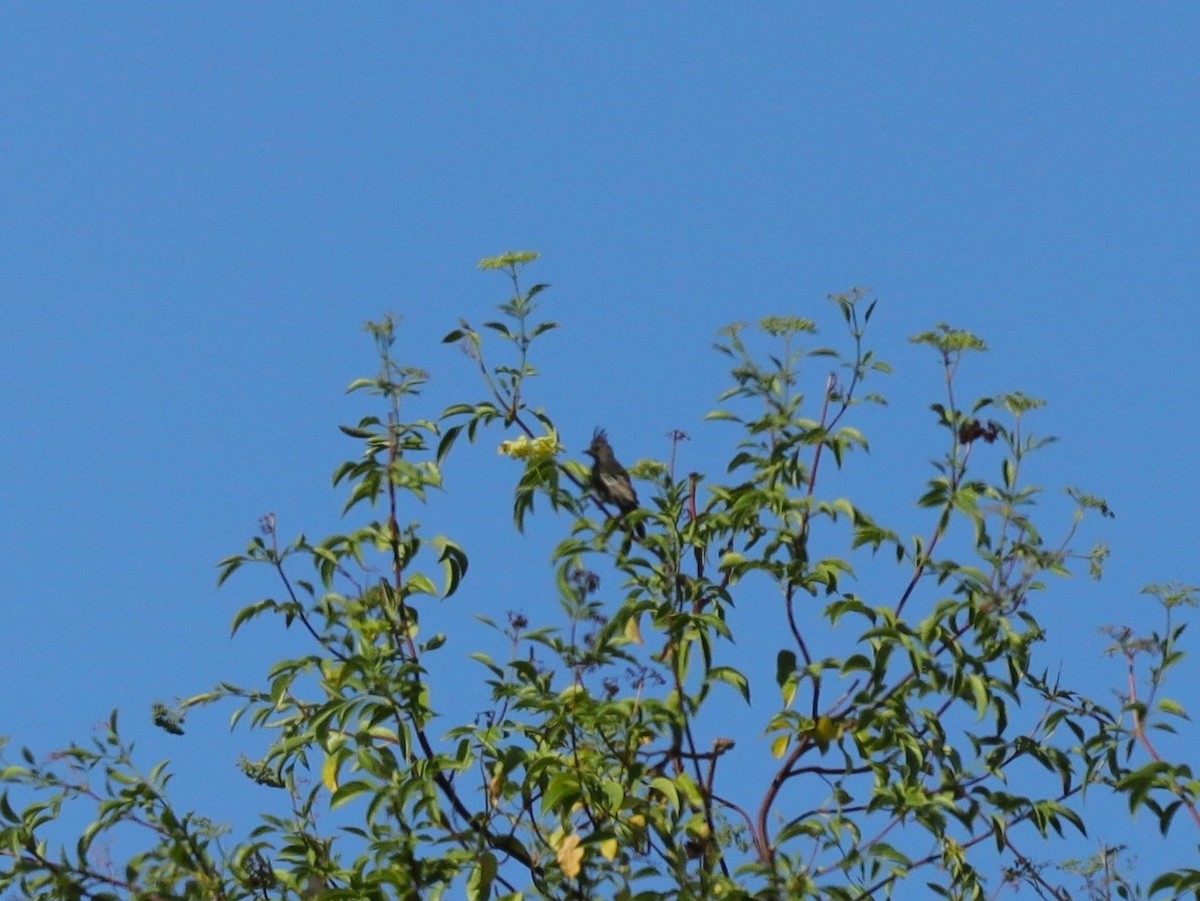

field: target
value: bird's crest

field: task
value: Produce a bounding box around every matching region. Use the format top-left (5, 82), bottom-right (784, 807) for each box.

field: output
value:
top-left (587, 428), bottom-right (611, 458)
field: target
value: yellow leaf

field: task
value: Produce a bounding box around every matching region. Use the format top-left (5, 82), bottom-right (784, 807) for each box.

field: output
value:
top-left (321, 753), bottom-right (340, 792)
top-left (624, 613), bottom-right (644, 645)
top-left (556, 832), bottom-right (584, 878)
top-left (814, 715), bottom-right (839, 743)
top-left (782, 678), bottom-right (797, 708)
top-left (771, 734), bottom-right (790, 758)
top-left (599, 838), bottom-right (618, 860)
top-left (320, 660), bottom-right (343, 684)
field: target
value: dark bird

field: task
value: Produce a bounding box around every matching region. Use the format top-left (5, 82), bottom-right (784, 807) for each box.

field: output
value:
top-left (585, 429), bottom-right (645, 538)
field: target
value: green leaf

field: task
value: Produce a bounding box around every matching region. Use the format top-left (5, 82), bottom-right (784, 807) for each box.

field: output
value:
top-left (435, 537), bottom-right (469, 598)
top-left (775, 650), bottom-right (797, 687)
top-left (466, 852), bottom-right (498, 901)
top-left (483, 320), bottom-right (512, 338)
top-left (967, 674), bottom-right (990, 719)
top-left (704, 409), bottom-right (742, 422)
top-left (405, 573), bottom-right (438, 597)
top-left (1158, 698), bottom-right (1188, 719)
top-left (338, 423), bottom-right (377, 439)
top-left (329, 780), bottom-right (373, 810)
top-left (649, 777), bottom-right (680, 811)
top-left (541, 774), bottom-right (582, 814)
top-left (710, 666), bottom-right (750, 703)
top-left (478, 250), bottom-right (538, 270)
top-left (230, 599), bottom-right (281, 636)
top-left (436, 424), bottom-right (464, 465)
top-left (422, 633), bottom-right (447, 652)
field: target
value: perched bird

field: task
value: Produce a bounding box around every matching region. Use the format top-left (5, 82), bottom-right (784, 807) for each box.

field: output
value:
top-left (585, 429), bottom-right (645, 538)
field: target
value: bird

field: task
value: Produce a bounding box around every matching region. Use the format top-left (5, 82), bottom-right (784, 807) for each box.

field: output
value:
top-left (585, 429), bottom-right (645, 538)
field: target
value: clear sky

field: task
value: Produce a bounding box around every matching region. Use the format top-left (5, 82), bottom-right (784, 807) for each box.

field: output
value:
top-left (2, 4), bottom-right (1197, 893)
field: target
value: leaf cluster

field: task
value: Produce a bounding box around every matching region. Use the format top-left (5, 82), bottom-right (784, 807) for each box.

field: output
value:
top-left (1, 257), bottom-right (1196, 901)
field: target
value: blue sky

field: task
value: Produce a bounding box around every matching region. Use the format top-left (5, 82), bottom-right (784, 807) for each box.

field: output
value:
top-left (2, 4), bottom-right (1197, 892)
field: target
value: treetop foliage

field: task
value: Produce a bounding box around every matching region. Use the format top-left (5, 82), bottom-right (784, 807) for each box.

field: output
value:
top-left (2, 254), bottom-right (1197, 900)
